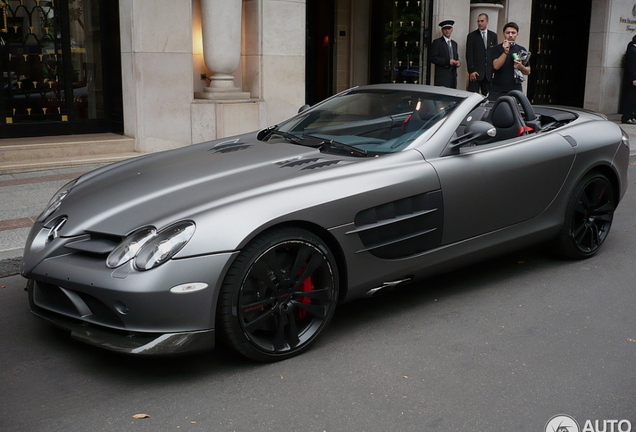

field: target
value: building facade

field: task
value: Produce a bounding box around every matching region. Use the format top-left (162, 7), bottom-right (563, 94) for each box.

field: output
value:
top-left (0, 0), bottom-right (634, 154)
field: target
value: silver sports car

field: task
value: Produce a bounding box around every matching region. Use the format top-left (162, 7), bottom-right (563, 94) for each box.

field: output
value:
top-left (22, 84), bottom-right (630, 362)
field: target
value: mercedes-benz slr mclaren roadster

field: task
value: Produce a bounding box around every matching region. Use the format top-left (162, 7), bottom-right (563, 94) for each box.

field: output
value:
top-left (22, 84), bottom-right (630, 362)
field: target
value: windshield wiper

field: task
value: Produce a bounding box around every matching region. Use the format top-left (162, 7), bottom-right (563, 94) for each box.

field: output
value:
top-left (259, 125), bottom-right (321, 146)
top-left (302, 133), bottom-right (368, 156)
top-left (320, 139), bottom-right (368, 156)
top-left (257, 125), bottom-right (303, 144)
top-left (260, 126), bottom-right (367, 156)
top-left (257, 125), bottom-right (279, 141)
top-left (269, 130), bottom-right (305, 144)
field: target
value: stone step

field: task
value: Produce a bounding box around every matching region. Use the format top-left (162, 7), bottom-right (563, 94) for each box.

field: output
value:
top-left (0, 133), bottom-right (143, 175)
top-left (0, 152), bottom-right (143, 175)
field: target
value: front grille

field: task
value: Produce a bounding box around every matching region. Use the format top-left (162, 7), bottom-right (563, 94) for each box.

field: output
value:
top-left (32, 281), bottom-right (125, 328)
top-left (65, 233), bottom-right (121, 256)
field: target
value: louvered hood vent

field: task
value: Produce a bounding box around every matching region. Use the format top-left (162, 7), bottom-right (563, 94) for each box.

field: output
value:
top-left (208, 139), bottom-right (252, 153)
top-left (277, 157), bottom-right (346, 170)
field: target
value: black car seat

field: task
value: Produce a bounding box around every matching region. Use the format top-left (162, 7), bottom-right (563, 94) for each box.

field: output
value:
top-left (507, 89), bottom-right (541, 132)
top-left (486, 95), bottom-right (528, 141)
top-left (401, 99), bottom-right (437, 134)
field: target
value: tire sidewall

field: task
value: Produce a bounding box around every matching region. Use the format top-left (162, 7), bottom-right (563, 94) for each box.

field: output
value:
top-left (218, 227), bottom-right (339, 362)
top-left (557, 172), bottom-right (614, 259)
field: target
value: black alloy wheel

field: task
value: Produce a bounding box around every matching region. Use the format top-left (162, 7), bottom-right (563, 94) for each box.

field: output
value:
top-left (217, 227), bottom-right (339, 362)
top-left (556, 172), bottom-right (616, 259)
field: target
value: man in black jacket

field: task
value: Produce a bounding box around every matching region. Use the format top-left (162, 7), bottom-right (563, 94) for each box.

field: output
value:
top-left (490, 22), bottom-right (531, 101)
top-left (621, 35), bottom-right (636, 124)
top-left (466, 13), bottom-right (498, 95)
top-left (430, 20), bottom-right (461, 88)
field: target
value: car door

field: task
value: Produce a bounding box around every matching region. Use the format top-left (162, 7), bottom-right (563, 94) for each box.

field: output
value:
top-left (427, 132), bottom-right (576, 244)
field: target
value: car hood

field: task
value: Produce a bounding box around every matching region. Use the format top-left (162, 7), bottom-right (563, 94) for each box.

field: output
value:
top-left (54, 134), bottom-right (361, 237)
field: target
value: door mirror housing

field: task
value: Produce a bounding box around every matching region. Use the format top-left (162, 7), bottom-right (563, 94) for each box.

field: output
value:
top-left (449, 121), bottom-right (496, 151)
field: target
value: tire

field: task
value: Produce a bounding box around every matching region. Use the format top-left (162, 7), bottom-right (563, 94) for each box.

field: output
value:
top-left (555, 172), bottom-right (616, 259)
top-left (217, 227), bottom-right (339, 362)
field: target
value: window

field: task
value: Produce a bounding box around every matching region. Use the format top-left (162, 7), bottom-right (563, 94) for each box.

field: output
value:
top-left (0, 0), bottom-right (122, 137)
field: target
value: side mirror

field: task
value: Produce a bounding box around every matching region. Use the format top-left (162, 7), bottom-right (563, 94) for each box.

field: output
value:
top-left (298, 104), bottom-right (311, 114)
top-left (449, 120), bottom-right (496, 150)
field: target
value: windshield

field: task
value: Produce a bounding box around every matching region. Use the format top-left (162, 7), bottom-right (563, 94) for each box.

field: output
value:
top-left (268, 89), bottom-right (463, 156)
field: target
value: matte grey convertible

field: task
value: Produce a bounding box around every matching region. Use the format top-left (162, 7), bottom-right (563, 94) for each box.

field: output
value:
top-left (22, 84), bottom-right (630, 361)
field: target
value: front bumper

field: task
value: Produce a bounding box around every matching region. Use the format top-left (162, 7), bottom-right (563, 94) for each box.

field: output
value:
top-left (28, 280), bottom-right (214, 355)
top-left (23, 248), bottom-right (238, 355)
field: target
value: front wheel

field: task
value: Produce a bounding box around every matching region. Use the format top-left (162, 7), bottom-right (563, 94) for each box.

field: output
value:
top-left (217, 227), bottom-right (339, 362)
top-left (555, 172), bottom-right (616, 259)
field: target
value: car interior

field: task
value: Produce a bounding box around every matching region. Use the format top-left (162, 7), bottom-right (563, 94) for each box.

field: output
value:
top-left (275, 89), bottom-right (581, 156)
top-left (457, 90), bottom-right (578, 145)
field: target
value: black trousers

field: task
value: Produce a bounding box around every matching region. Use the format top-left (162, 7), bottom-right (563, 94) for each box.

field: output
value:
top-left (468, 79), bottom-right (491, 96)
top-left (621, 84), bottom-right (636, 122)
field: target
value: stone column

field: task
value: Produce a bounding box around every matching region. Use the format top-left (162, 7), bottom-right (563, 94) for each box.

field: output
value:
top-left (199, 0), bottom-right (250, 99)
top-left (469, 3), bottom-right (504, 32)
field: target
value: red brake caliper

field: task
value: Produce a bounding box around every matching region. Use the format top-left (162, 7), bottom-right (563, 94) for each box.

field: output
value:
top-left (296, 276), bottom-right (313, 321)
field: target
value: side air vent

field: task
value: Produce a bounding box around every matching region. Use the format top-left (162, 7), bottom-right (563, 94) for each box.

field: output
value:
top-left (347, 190), bottom-right (443, 259)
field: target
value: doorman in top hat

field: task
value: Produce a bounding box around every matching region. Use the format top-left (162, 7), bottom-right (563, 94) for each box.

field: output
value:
top-left (430, 20), bottom-right (461, 88)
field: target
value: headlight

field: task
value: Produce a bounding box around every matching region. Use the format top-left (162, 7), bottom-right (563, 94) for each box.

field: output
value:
top-left (134, 222), bottom-right (196, 271)
top-left (621, 129), bottom-right (630, 148)
top-left (106, 227), bottom-right (156, 268)
top-left (37, 179), bottom-right (78, 222)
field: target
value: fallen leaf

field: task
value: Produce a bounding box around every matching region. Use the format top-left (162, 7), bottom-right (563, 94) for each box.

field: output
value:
top-left (132, 414), bottom-right (150, 419)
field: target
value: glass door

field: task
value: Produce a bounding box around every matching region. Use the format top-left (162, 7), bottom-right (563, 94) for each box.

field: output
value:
top-left (0, 0), bottom-right (122, 138)
top-left (370, 0), bottom-right (433, 85)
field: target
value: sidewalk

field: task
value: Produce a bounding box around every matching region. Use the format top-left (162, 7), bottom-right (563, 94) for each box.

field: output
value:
top-left (0, 164), bottom-right (109, 277)
top-left (2, 121), bottom-right (636, 278)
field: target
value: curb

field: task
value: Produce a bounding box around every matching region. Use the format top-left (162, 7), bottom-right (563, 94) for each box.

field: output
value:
top-left (0, 257), bottom-right (22, 279)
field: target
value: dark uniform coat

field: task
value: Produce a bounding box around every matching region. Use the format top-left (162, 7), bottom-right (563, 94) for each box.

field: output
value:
top-left (465, 28), bottom-right (498, 94)
top-left (430, 36), bottom-right (459, 88)
top-left (621, 42), bottom-right (636, 122)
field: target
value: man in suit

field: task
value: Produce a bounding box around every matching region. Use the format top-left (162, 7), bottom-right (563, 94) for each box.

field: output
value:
top-left (466, 13), bottom-right (498, 95)
top-left (430, 20), bottom-right (461, 88)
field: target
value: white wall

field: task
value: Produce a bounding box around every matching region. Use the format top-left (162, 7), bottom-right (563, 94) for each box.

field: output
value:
top-left (258, 0), bottom-right (307, 126)
top-left (584, 0), bottom-right (633, 113)
top-left (120, 0), bottom-right (308, 153)
top-left (120, 0), bottom-right (195, 153)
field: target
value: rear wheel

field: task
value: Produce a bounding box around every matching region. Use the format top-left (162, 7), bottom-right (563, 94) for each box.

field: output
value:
top-left (555, 172), bottom-right (615, 259)
top-left (217, 227), bottom-right (339, 362)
